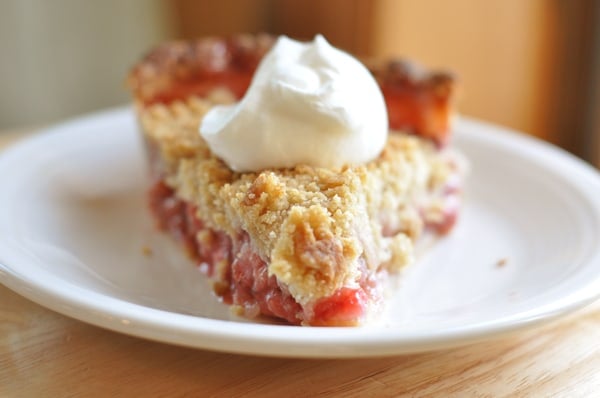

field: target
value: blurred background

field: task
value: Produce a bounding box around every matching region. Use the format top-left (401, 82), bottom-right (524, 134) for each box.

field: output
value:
top-left (1, 0), bottom-right (599, 166)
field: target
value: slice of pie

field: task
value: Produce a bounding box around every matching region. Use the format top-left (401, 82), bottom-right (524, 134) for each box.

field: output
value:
top-left (127, 34), bottom-right (463, 326)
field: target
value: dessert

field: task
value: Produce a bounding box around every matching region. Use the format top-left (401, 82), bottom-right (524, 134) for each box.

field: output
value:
top-left (128, 34), bottom-right (462, 326)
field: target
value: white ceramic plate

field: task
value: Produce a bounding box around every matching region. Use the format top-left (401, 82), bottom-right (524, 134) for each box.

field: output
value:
top-left (1, 108), bottom-right (600, 358)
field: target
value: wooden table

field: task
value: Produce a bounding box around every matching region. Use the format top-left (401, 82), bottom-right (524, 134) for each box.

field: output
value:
top-left (1, 131), bottom-right (599, 397)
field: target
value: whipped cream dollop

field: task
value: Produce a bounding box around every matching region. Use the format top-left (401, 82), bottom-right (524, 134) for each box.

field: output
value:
top-left (200, 35), bottom-right (388, 172)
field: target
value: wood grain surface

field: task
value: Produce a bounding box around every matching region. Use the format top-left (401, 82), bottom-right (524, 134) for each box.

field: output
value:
top-left (1, 132), bottom-right (599, 397)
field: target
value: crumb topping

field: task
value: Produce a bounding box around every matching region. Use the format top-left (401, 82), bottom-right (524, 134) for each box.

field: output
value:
top-left (138, 95), bottom-right (456, 304)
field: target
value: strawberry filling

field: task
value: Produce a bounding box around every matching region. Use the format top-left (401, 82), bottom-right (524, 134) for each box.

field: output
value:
top-left (146, 71), bottom-right (253, 108)
top-left (311, 288), bottom-right (369, 327)
top-left (148, 179), bottom-right (371, 325)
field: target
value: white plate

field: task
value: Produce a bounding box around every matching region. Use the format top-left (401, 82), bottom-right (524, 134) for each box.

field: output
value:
top-left (1, 108), bottom-right (600, 358)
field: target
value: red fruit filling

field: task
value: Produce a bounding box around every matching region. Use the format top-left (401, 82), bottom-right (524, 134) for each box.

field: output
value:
top-left (148, 179), bottom-right (374, 326)
top-left (146, 71), bottom-right (253, 108)
top-left (312, 288), bottom-right (369, 326)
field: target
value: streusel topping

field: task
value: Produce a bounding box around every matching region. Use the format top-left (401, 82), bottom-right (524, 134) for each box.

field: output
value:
top-left (138, 94), bottom-right (453, 304)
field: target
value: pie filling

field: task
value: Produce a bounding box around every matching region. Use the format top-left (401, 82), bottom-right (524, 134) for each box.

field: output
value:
top-left (148, 177), bottom-right (384, 325)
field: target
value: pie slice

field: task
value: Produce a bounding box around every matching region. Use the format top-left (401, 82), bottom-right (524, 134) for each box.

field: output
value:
top-left (128, 34), bottom-right (463, 326)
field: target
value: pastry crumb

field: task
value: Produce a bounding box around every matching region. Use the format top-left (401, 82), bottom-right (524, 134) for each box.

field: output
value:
top-left (142, 246), bottom-right (153, 256)
top-left (496, 258), bottom-right (508, 268)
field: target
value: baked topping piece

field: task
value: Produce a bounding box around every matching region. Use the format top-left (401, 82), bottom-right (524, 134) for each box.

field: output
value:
top-left (128, 34), bottom-right (463, 326)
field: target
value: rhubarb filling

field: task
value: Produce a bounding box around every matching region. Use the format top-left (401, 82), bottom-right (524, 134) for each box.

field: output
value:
top-left (148, 177), bottom-right (381, 325)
